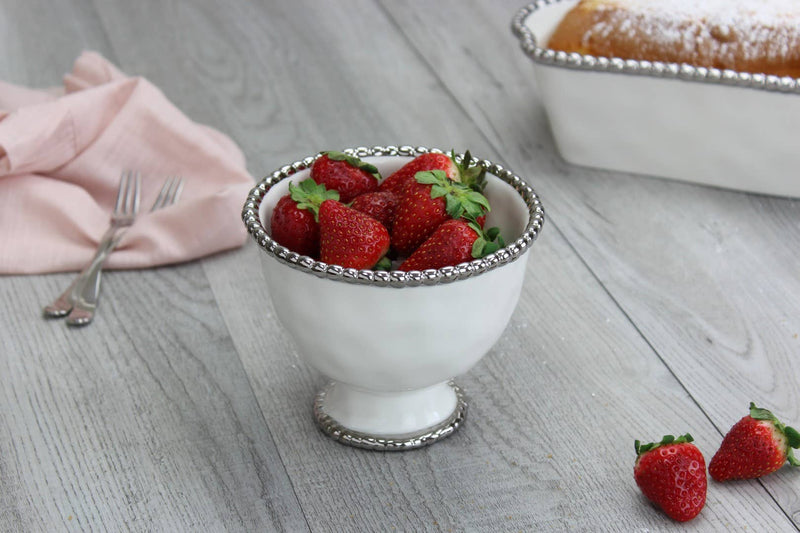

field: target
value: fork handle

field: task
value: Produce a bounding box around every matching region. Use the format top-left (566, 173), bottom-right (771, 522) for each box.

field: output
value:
top-left (42, 276), bottom-right (82, 318)
top-left (42, 226), bottom-right (120, 319)
top-left (64, 231), bottom-right (125, 326)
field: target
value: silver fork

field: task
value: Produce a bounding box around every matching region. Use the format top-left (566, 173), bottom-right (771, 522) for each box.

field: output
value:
top-left (44, 174), bottom-right (184, 326)
top-left (62, 175), bottom-right (184, 327)
top-left (64, 175), bottom-right (184, 326)
top-left (43, 171), bottom-right (141, 320)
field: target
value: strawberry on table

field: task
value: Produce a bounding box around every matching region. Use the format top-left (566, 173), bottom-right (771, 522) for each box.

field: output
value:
top-left (350, 190), bottom-right (399, 233)
top-left (270, 178), bottom-right (339, 258)
top-left (633, 434), bottom-right (707, 522)
top-left (391, 169), bottom-right (490, 257)
top-left (311, 151), bottom-right (381, 203)
top-left (708, 402), bottom-right (800, 481)
top-left (318, 200), bottom-right (390, 270)
top-left (398, 219), bottom-right (504, 271)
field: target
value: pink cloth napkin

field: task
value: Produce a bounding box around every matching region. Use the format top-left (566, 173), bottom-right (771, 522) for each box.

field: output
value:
top-left (0, 51), bottom-right (254, 274)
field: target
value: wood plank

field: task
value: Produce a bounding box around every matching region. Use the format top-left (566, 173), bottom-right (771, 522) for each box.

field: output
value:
top-left (85, 0), bottom-right (796, 529)
top-left (379, 0), bottom-right (800, 525)
top-left (0, 265), bottom-right (309, 531)
top-left (0, 1), bottom-right (308, 530)
top-left (0, 0), bottom-right (112, 87)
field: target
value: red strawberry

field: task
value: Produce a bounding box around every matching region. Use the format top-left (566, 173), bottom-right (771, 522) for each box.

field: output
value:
top-left (378, 150), bottom-right (486, 196)
top-left (311, 151), bottom-right (380, 203)
top-left (709, 402), bottom-right (800, 481)
top-left (398, 219), bottom-right (504, 271)
top-left (350, 190), bottom-right (399, 232)
top-left (379, 152), bottom-right (456, 196)
top-left (270, 178), bottom-right (339, 258)
top-left (391, 169), bottom-right (491, 257)
top-left (634, 434), bottom-right (707, 522)
top-left (318, 200), bottom-right (390, 269)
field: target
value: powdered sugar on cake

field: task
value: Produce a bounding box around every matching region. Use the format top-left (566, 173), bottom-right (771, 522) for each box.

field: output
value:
top-left (583, 0), bottom-right (800, 69)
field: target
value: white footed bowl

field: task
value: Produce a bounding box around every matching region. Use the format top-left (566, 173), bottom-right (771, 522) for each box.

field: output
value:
top-left (242, 146), bottom-right (544, 450)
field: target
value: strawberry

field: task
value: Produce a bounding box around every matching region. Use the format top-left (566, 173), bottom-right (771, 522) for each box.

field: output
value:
top-left (318, 200), bottom-right (390, 269)
top-left (634, 434), bottom-right (707, 522)
top-left (398, 219), bottom-right (504, 271)
top-left (310, 151), bottom-right (381, 203)
top-left (379, 152), bottom-right (456, 196)
top-left (270, 178), bottom-right (339, 258)
top-left (391, 169), bottom-right (491, 257)
top-left (708, 402), bottom-right (800, 481)
top-left (378, 150), bottom-right (486, 196)
top-left (350, 190), bottom-right (399, 232)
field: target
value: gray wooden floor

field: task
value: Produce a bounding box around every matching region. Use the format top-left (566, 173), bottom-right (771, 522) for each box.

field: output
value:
top-left (2, 1), bottom-right (800, 531)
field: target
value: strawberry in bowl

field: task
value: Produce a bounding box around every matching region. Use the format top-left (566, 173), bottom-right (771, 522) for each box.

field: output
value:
top-left (242, 146), bottom-right (545, 450)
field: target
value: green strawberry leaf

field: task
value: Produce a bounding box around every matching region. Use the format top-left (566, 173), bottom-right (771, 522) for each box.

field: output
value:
top-left (445, 195), bottom-right (463, 218)
top-left (471, 236), bottom-right (486, 258)
top-left (466, 191), bottom-right (491, 211)
top-left (787, 449), bottom-right (800, 467)
top-left (430, 185), bottom-right (449, 199)
top-left (373, 256), bottom-right (393, 271)
top-left (784, 425), bottom-right (800, 449)
top-left (298, 178), bottom-right (316, 194)
top-left (482, 241), bottom-right (501, 255)
top-left (452, 149), bottom-right (487, 192)
top-left (288, 178), bottom-right (339, 221)
top-left (416, 170), bottom-right (446, 185)
top-left (635, 434), bottom-right (692, 456)
top-left (749, 402), bottom-right (779, 423)
top-left (414, 167), bottom-right (491, 221)
top-left (462, 202), bottom-right (485, 220)
top-left (468, 223), bottom-right (505, 259)
top-left (466, 221), bottom-right (483, 233)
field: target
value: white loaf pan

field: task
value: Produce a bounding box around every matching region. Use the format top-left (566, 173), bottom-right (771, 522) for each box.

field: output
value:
top-left (512, 0), bottom-right (800, 198)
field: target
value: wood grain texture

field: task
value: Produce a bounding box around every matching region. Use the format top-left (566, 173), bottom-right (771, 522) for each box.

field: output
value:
top-left (0, 2), bottom-right (308, 529)
top-left (0, 0), bottom-right (113, 87)
top-left (1, 0), bottom-right (799, 531)
top-left (380, 0), bottom-right (800, 526)
top-left (1, 266), bottom-right (308, 532)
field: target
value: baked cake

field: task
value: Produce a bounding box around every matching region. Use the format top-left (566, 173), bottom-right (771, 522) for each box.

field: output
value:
top-left (548, 0), bottom-right (800, 78)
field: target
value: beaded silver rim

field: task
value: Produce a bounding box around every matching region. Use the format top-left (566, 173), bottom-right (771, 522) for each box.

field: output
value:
top-left (242, 146), bottom-right (545, 287)
top-left (511, 0), bottom-right (800, 94)
top-left (313, 382), bottom-right (467, 451)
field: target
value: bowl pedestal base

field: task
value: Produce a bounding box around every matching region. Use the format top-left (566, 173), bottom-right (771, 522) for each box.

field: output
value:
top-left (313, 381), bottom-right (467, 451)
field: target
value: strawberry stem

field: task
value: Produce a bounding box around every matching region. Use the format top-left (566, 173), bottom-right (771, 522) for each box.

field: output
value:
top-left (288, 178), bottom-right (339, 222)
top-left (468, 222), bottom-right (505, 259)
top-left (635, 434), bottom-right (693, 456)
top-left (415, 169), bottom-right (490, 220)
top-left (749, 402), bottom-right (800, 466)
top-left (373, 256), bottom-right (393, 271)
top-left (452, 149), bottom-right (487, 192)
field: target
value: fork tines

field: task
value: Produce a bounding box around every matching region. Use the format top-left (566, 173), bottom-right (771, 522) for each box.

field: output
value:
top-left (116, 170), bottom-right (141, 216)
top-left (150, 176), bottom-right (184, 212)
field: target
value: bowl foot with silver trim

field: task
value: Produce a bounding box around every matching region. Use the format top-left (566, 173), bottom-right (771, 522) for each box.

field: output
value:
top-left (313, 381), bottom-right (468, 451)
